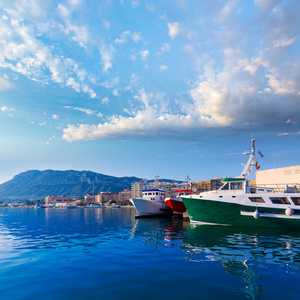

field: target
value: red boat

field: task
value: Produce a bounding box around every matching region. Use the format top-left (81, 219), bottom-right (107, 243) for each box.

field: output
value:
top-left (164, 190), bottom-right (191, 214)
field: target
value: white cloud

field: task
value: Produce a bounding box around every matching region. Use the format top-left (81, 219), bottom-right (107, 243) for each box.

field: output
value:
top-left (239, 57), bottom-right (270, 75)
top-left (101, 77), bottom-right (119, 89)
top-left (168, 22), bottom-right (179, 39)
top-left (140, 49), bottom-right (149, 60)
top-left (66, 77), bottom-right (80, 92)
top-left (132, 32), bottom-right (142, 42)
top-left (52, 114), bottom-right (60, 120)
top-left (160, 65), bottom-right (168, 72)
top-left (64, 105), bottom-right (97, 115)
top-left (264, 71), bottom-right (300, 95)
top-left (100, 45), bottom-right (114, 72)
top-left (189, 81), bottom-right (233, 126)
top-left (1, 106), bottom-right (14, 112)
top-left (161, 43), bottom-right (171, 53)
top-left (114, 30), bottom-right (142, 44)
top-left (273, 36), bottom-right (297, 48)
top-left (62, 112), bottom-right (197, 141)
top-left (156, 43), bottom-right (171, 56)
top-left (102, 97), bottom-right (109, 104)
top-left (68, 0), bottom-right (82, 6)
top-left (278, 131), bottom-right (300, 136)
top-left (254, 0), bottom-right (281, 13)
top-left (0, 9), bottom-right (96, 98)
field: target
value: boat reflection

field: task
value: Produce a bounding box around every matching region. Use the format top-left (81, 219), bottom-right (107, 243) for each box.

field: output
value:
top-left (182, 225), bottom-right (300, 299)
top-left (130, 217), bottom-right (190, 247)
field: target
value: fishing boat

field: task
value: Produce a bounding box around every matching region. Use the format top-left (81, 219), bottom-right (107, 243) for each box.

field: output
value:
top-left (164, 190), bottom-right (190, 214)
top-left (129, 189), bottom-right (172, 218)
top-left (181, 139), bottom-right (300, 228)
top-left (89, 204), bottom-right (106, 208)
top-left (164, 176), bottom-right (194, 215)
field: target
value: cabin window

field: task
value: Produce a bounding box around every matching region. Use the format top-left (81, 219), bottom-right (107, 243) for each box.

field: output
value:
top-left (219, 196), bottom-right (223, 198)
top-left (156, 192), bottom-right (158, 195)
top-left (221, 183), bottom-right (229, 190)
top-left (231, 182), bottom-right (243, 190)
top-left (249, 197), bottom-right (265, 203)
top-left (291, 197), bottom-right (300, 205)
top-left (270, 197), bottom-right (290, 205)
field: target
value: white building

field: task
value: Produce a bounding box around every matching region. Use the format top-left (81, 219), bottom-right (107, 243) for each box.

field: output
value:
top-left (256, 165), bottom-right (300, 192)
top-left (45, 195), bottom-right (70, 204)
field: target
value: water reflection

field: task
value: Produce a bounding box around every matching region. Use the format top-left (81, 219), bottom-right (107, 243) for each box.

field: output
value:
top-left (1, 208), bottom-right (300, 299)
top-left (132, 217), bottom-right (300, 299)
top-left (0, 207), bottom-right (136, 250)
top-left (182, 225), bottom-right (300, 299)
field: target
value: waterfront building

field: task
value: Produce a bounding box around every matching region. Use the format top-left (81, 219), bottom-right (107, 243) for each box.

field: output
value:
top-left (95, 192), bottom-right (119, 205)
top-left (131, 178), bottom-right (194, 198)
top-left (193, 178), bottom-right (223, 193)
top-left (131, 180), bottom-right (145, 199)
top-left (45, 195), bottom-right (70, 204)
top-left (84, 194), bottom-right (96, 203)
top-left (256, 165), bottom-right (300, 192)
top-left (118, 189), bottom-right (131, 204)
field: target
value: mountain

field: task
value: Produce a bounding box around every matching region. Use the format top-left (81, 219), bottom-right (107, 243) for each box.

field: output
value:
top-left (0, 170), bottom-right (142, 201)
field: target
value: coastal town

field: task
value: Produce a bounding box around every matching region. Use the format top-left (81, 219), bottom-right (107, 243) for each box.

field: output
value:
top-left (1, 177), bottom-right (223, 208)
top-left (3, 163), bottom-right (300, 212)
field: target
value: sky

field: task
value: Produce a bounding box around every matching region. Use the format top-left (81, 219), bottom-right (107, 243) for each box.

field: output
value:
top-left (0, 0), bottom-right (300, 184)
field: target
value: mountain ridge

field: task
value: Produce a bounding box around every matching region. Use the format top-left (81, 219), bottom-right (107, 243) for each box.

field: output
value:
top-left (0, 169), bottom-right (142, 200)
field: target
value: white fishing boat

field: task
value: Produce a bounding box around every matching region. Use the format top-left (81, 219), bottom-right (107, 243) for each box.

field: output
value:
top-left (89, 204), bottom-right (106, 208)
top-left (130, 189), bottom-right (172, 218)
top-left (181, 139), bottom-right (300, 228)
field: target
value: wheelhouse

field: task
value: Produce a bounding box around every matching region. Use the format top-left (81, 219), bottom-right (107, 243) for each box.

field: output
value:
top-left (142, 189), bottom-right (166, 201)
top-left (219, 178), bottom-right (246, 191)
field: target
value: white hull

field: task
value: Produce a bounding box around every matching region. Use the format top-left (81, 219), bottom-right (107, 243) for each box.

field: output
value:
top-left (130, 198), bottom-right (172, 217)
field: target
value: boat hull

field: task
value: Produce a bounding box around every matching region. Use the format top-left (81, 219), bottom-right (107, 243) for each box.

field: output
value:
top-left (164, 198), bottom-right (186, 213)
top-left (130, 198), bottom-right (172, 217)
top-left (181, 197), bottom-right (300, 228)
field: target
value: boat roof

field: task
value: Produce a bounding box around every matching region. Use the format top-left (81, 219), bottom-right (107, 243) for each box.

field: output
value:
top-left (142, 189), bottom-right (165, 192)
top-left (174, 189), bottom-right (190, 193)
top-left (222, 177), bottom-right (246, 182)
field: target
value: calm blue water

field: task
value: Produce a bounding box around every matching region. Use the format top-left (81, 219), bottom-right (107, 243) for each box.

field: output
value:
top-left (0, 207), bottom-right (300, 299)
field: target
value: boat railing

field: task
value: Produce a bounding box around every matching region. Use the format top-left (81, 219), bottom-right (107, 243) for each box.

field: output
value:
top-left (247, 184), bottom-right (300, 194)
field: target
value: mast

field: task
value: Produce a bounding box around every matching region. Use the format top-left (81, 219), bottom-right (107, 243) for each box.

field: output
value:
top-left (240, 139), bottom-right (257, 180)
top-left (185, 175), bottom-right (192, 192)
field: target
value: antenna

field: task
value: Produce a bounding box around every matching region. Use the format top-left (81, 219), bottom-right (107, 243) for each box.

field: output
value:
top-left (240, 139), bottom-right (257, 180)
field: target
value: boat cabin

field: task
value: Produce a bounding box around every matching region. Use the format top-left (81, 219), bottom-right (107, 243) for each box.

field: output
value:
top-left (174, 189), bottom-right (191, 197)
top-left (220, 178), bottom-right (275, 194)
top-left (142, 189), bottom-right (166, 201)
top-left (219, 178), bottom-right (246, 192)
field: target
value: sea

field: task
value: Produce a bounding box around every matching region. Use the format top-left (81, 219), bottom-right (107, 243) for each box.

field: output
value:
top-left (0, 207), bottom-right (300, 300)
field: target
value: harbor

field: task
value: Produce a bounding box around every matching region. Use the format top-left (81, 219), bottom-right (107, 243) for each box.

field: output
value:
top-left (1, 207), bottom-right (300, 299)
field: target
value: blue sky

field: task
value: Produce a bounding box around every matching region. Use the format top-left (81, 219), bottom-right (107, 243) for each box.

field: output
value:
top-left (0, 0), bottom-right (300, 184)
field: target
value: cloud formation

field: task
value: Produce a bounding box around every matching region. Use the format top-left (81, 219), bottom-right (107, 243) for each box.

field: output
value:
top-left (0, 0), bottom-right (299, 143)
top-left (62, 0), bottom-right (300, 142)
top-left (168, 22), bottom-right (179, 39)
top-left (0, 1), bottom-right (96, 98)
